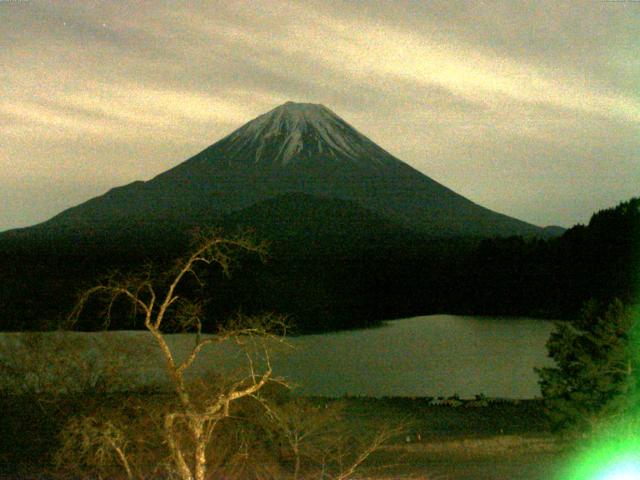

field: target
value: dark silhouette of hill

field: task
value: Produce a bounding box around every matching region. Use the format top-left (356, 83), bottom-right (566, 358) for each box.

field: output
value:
top-left (0, 189), bottom-right (635, 332)
top-left (220, 192), bottom-right (422, 254)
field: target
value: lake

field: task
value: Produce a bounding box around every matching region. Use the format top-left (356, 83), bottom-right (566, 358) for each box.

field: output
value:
top-left (0, 315), bottom-right (556, 399)
top-left (273, 315), bottom-right (556, 398)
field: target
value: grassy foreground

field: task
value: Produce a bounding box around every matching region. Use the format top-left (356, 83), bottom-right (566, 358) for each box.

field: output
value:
top-left (1, 394), bottom-right (572, 479)
top-left (325, 397), bottom-right (569, 479)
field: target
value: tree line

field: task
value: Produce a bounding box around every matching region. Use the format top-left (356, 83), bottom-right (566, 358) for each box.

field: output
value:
top-left (0, 197), bottom-right (637, 333)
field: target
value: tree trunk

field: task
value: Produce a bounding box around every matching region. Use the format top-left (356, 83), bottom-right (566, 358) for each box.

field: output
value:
top-left (193, 420), bottom-right (207, 480)
top-left (293, 444), bottom-right (300, 480)
top-left (165, 414), bottom-right (194, 480)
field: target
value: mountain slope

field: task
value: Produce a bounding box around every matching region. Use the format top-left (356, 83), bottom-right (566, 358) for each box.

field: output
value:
top-left (221, 192), bottom-right (421, 254)
top-left (10, 101), bottom-right (543, 238)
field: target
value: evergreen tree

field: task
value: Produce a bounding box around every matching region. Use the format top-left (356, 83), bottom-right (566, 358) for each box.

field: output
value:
top-left (536, 299), bottom-right (640, 432)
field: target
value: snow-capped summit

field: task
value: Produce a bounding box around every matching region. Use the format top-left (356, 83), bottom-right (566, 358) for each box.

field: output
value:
top-left (198, 101), bottom-right (399, 168)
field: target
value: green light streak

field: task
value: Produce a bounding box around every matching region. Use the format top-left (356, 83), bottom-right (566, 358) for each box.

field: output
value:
top-left (557, 301), bottom-right (640, 480)
top-left (557, 433), bottom-right (640, 480)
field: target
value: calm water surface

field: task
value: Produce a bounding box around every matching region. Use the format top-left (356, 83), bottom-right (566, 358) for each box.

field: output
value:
top-left (2, 315), bottom-right (556, 399)
top-left (275, 315), bottom-right (555, 398)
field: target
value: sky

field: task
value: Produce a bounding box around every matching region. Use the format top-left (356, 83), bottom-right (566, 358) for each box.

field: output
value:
top-left (1, 0), bottom-right (638, 232)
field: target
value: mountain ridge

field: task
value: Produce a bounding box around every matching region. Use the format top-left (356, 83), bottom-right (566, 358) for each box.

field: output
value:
top-left (4, 101), bottom-right (548, 239)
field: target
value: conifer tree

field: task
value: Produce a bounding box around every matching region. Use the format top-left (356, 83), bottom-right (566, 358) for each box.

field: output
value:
top-left (536, 299), bottom-right (639, 432)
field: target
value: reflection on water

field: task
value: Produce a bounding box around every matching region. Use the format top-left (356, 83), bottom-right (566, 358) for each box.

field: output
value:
top-left (0, 315), bottom-right (556, 399)
top-left (274, 315), bottom-right (555, 398)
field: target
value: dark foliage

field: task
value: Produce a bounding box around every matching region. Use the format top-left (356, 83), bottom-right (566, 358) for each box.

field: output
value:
top-left (536, 299), bottom-right (640, 432)
top-left (0, 392), bottom-right (548, 478)
top-left (0, 197), bottom-right (637, 332)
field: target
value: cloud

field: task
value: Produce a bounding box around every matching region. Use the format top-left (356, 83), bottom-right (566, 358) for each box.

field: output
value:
top-left (4, 0), bottom-right (636, 138)
top-left (201, 1), bottom-right (640, 123)
top-left (0, 0), bottom-right (637, 230)
top-left (56, 85), bottom-right (280, 131)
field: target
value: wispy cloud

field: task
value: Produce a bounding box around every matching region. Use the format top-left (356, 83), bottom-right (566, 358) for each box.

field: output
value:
top-left (0, 0), bottom-right (637, 230)
top-left (173, 1), bottom-right (639, 123)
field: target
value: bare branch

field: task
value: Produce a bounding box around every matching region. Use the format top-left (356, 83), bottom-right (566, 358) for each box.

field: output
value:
top-left (164, 413), bottom-right (194, 480)
top-left (176, 336), bottom-right (225, 376)
top-left (334, 423), bottom-right (405, 480)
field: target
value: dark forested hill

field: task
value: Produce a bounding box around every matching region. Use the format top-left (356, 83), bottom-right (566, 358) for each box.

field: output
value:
top-left (0, 197), bottom-right (636, 332)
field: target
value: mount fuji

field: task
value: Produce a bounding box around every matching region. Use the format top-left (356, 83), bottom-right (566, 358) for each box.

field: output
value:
top-left (9, 101), bottom-right (545, 240)
top-left (0, 101), bottom-right (564, 331)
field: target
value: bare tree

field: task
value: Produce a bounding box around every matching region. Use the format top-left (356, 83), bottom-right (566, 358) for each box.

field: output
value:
top-left (258, 396), bottom-right (406, 480)
top-left (258, 398), bottom-right (344, 480)
top-left (60, 231), bottom-right (404, 480)
top-left (69, 231), bottom-right (288, 480)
